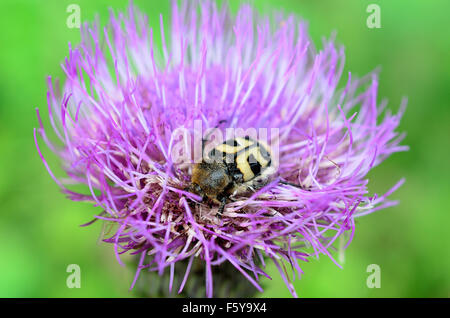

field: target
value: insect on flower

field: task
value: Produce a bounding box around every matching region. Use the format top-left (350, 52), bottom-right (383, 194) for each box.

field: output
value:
top-left (34, 0), bottom-right (407, 297)
top-left (190, 133), bottom-right (277, 216)
top-left (189, 121), bottom-right (306, 217)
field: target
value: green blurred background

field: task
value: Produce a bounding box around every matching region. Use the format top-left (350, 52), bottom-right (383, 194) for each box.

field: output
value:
top-left (0, 0), bottom-right (448, 297)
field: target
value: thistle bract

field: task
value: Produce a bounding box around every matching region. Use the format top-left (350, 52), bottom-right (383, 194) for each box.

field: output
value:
top-left (35, 1), bottom-right (407, 297)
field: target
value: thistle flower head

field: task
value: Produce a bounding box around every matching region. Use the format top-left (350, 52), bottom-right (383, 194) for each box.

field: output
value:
top-left (35, 0), bottom-right (407, 297)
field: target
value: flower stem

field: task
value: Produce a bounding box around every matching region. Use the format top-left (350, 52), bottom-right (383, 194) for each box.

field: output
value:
top-left (133, 257), bottom-right (259, 298)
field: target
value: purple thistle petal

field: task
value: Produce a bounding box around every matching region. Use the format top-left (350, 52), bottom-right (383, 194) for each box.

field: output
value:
top-left (35, 0), bottom-right (407, 297)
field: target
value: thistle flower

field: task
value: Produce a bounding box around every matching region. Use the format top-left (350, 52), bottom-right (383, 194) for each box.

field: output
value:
top-left (34, 1), bottom-right (407, 297)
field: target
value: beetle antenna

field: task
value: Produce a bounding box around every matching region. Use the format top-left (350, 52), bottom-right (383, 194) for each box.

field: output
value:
top-left (279, 180), bottom-right (304, 189)
top-left (202, 119), bottom-right (228, 154)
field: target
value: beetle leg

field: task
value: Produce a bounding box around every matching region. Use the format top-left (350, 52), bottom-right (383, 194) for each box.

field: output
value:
top-left (232, 172), bottom-right (244, 183)
top-left (202, 195), bottom-right (213, 208)
top-left (217, 195), bottom-right (227, 218)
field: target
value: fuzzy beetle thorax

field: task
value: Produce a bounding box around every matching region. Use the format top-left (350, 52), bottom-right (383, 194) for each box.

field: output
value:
top-left (189, 136), bottom-right (275, 214)
top-left (191, 161), bottom-right (232, 200)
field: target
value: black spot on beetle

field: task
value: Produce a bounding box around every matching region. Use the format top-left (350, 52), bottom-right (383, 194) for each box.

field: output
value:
top-left (247, 154), bottom-right (262, 176)
top-left (257, 143), bottom-right (271, 162)
top-left (224, 139), bottom-right (240, 147)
